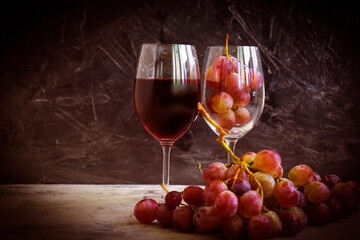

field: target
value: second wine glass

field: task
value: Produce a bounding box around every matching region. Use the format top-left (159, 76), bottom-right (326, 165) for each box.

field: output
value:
top-left (202, 45), bottom-right (265, 162)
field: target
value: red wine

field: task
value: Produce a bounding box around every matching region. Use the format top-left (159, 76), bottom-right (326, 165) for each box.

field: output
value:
top-left (134, 78), bottom-right (201, 144)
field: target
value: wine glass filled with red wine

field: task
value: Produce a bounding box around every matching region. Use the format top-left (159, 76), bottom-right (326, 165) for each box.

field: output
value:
top-left (134, 44), bottom-right (201, 186)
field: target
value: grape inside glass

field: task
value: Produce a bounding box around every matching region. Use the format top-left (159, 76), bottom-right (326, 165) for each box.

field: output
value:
top-left (134, 44), bottom-right (201, 186)
top-left (202, 46), bottom-right (265, 162)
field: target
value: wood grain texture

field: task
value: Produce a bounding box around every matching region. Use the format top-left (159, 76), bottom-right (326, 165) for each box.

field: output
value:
top-left (0, 184), bottom-right (359, 240)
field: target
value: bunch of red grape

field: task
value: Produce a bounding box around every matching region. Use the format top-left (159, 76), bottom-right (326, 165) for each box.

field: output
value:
top-left (204, 54), bottom-right (263, 131)
top-left (133, 149), bottom-right (360, 239)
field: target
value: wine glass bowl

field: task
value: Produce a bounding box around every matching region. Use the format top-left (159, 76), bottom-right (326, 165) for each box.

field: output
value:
top-left (134, 44), bottom-right (201, 186)
top-left (202, 45), bottom-right (265, 161)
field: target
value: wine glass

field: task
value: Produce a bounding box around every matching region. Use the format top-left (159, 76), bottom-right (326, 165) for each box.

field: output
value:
top-left (202, 45), bottom-right (265, 162)
top-left (134, 44), bottom-right (201, 187)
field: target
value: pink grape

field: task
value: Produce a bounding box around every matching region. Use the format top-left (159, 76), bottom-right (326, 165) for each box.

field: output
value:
top-left (193, 205), bottom-right (221, 233)
top-left (211, 92), bottom-right (233, 113)
top-left (215, 190), bottom-right (238, 217)
top-left (241, 152), bottom-right (256, 164)
top-left (288, 164), bottom-right (314, 187)
top-left (205, 65), bottom-right (221, 89)
top-left (268, 165), bottom-right (283, 178)
top-left (203, 162), bottom-right (227, 186)
top-left (324, 197), bottom-right (344, 222)
top-left (203, 180), bottom-right (228, 206)
top-left (250, 171), bottom-right (275, 199)
top-left (134, 199), bottom-right (158, 224)
top-left (287, 207), bottom-right (307, 232)
top-left (234, 107), bottom-right (250, 125)
top-left (247, 215), bottom-right (272, 240)
top-left (323, 174), bottom-right (341, 189)
top-left (296, 191), bottom-right (309, 210)
top-left (204, 97), bottom-right (216, 115)
top-left (212, 55), bottom-right (239, 79)
top-left (279, 208), bottom-right (301, 237)
top-left (304, 181), bottom-right (330, 203)
top-left (312, 172), bottom-right (322, 181)
top-left (183, 186), bottom-right (204, 206)
top-left (263, 210), bottom-right (282, 238)
top-left (237, 190), bottom-right (262, 218)
top-left (331, 182), bottom-right (356, 204)
top-left (274, 180), bottom-right (299, 208)
top-left (347, 181), bottom-right (360, 193)
top-left (165, 191), bottom-right (182, 209)
top-left (306, 202), bottom-right (331, 226)
top-left (215, 110), bottom-right (236, 131)
top-left (221, 214), bottom-right (244, 239)
top-left (156, 204), bottom-right (174, 228)
top-left (244, 68), bottom-right (263, 90)
top-left (347, 181), bottom-right (360, 204)
top-left (223, 73), bottom-right (244, 97)
top-left (232, 178), bottom-right (251, 196)
top-left (253, 149), bottom-right (281, 173)
top-left (233, 90), bottom-right (250, 108)
top-left (172, 206), bottom-right (194, 232)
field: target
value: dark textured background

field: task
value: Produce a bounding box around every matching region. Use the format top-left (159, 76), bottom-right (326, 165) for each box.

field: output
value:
top-left (1, 0), bottom-right (359, 185)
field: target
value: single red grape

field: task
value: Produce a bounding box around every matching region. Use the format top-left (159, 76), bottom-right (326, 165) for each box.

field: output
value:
top-left (247, 215), bottom-right (272, 240)
top-left (237, 190), bottom-right (262, 218)
top-left (221, 214), bottom-right (244, 239)
top-left (134, 199), bottom-right (159, 224)
top-left (331, 182), bottom-right (356, 204)
top-left (165, 191), bottom-right (182, 209)
top-left (288, 164), bottom-right (314, 187)
top-left (274, 180), bottom-right (299, 208)
top-left (306, 202), bottom-right (331, 226)
top-left (215, 110), bottom-right (236, 131)
top-left (304, 181), bottom-right (330, 203)
top-left (253, 149), bottom-right (281, 174)
top-left (203, 162), bottom-right (227, 186)
top-left (211, 92), bottom-right (233, 113)
top-left (263, 210), bottom-right (282, 238)
top-left (183, 186), bottom-right (204, 206)
top-left (323, 174), bottom-right (341, 189)
top-left (232, 178), bottom-right (251, 196)
top-left (156, 204), bottom-right (174, 228)
top-left (214, 190), bottom-right (238, 218)
top-left (193, 205), bottom-right (221, 233)
top-left (234, 107), bottom-right (250, 125)
top-left (172, 206), bottom-right (194, 232)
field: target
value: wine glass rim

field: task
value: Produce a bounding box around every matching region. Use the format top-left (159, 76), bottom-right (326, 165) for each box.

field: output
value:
top-left (208, 45), bottom-right (259, 48)
top-left (141, 43), bottom-right (195, 47)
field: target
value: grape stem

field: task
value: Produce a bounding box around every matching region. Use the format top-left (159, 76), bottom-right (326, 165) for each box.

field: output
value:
top-left (198, 161), bottom-right (204, 174)
top-left (229, 168), bottom-right (241, 190)
top-left (160, 183), bottom-right (169, 193)
top-left (180, 203), bottom-right (198, 212)
top-left (223, 34), bottom-right (257, 87)
top-left (223, 34), bottom-right (236, 73)
top-left (198, 103), bottom-right (265, 212)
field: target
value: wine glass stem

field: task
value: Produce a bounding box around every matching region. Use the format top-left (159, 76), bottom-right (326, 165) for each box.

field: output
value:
top-left (161, 145), bottom-right (172, 187)
top-left (225, 140), bottom-right (238, 163)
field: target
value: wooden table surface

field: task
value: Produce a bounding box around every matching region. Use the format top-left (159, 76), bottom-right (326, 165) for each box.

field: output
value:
top-left (0, 184), bottom-right (359, 240)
